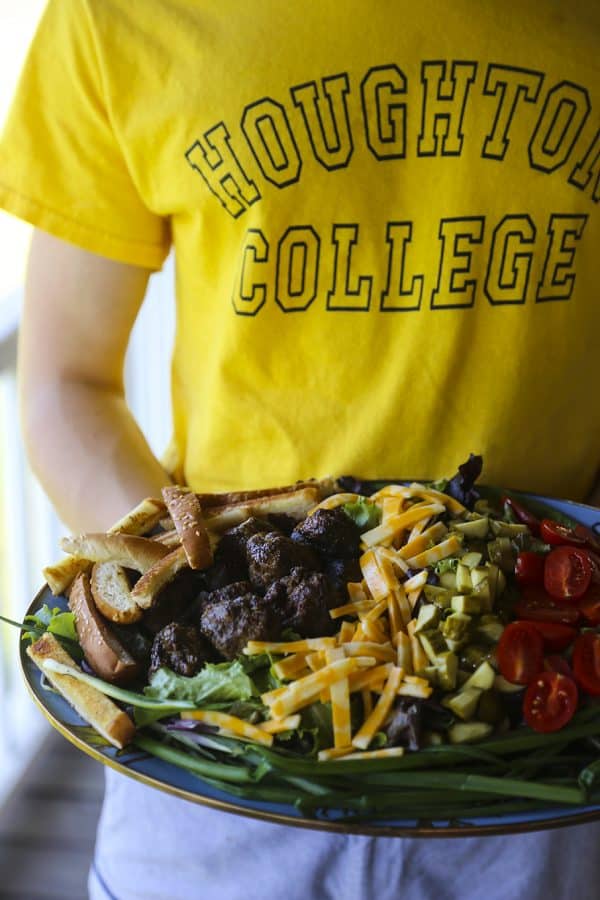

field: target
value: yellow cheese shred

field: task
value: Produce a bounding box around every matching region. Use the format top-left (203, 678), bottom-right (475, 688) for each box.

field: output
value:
top-left (351, 666), bottom-right (404, 750)
top-left (244, 637), bottom-right (337, 655)
top-left (318, 745), bottom-right (406, 762)
top-left (259, 715), bottom-right (301, 734)
top-left (262, 657), bottom-right (374, 719)
top-left (180, 710), bottom-right (273, 747)
top-left (406, 533), bottom-right (463, 569)
top-left (326, 648), bottom-right (352, 749)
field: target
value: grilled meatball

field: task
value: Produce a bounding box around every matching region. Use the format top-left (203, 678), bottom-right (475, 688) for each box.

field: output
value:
top-left (291, 508), bottom-right (361, 559)
top-left (246, 532), bottom-right (321, 591)
top-left (205, 517), bottom-right (273, 589)
top-left (199, 581), bottom-right (282, 659)
top-left (265, 567), bottom-right (337, 637)
top-left (149, 622), bottom-right (215, 677)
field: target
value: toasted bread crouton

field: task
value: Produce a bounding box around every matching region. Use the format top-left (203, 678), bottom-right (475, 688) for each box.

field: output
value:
top-left (91, 562), bottom-right (142, 624)
top-left (27, 632), bottom-right (135, 749)
top-left (60, 534), bottom-right (169, 573)
top-left (69, 573), bottom-right (140, 683)
top-left (162, 487), bottom-right (212, 570)
top-left (107, 496), bottom-right (167, 536)
top-left (130, 545), bottom-right (189, 609)
top-left (203, 486), bottom-right (321, 532)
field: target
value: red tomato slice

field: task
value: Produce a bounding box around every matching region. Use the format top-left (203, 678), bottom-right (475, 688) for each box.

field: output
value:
top-left (540, 519), bottom-right (587, 547)
top-left (525, 620), bottom-right (577, 653)
top-left (574, 525), bottom-right (600, 553)
top-left (572, 632), bottom-right (600, 696)
top-left (544, 655), bottom-right (574, 678)
top-left (514, 552), bottom-right (545, 587)
top-left (497, 621), bottom-right (544, 685)
top-left (523, 671), bottom-right (578, 733)
top-left (544, 546), bottom-right (593, 602)
top-left (579, 586), bottom-right (600, 626)
top-left (515, 587), bottom-right (581, 625)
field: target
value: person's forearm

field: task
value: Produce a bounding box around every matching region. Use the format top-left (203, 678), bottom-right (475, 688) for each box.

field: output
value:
top-left (20, 376), bottom-right (171, 533)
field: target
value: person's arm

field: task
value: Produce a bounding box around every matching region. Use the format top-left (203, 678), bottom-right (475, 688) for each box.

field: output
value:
top-left (19, 230), bottom-right (172, 533)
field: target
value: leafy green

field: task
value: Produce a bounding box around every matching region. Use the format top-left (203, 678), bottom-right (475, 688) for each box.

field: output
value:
top-left (23, 603), bottom-right (78, 644)
top-left (145, 660), bottom-right (259, 706)
top-left (0, 604), bottom-right (82, 659)
top-left (343, 497), bottom-right (381, 531)
top-left (434, 557), bottom-right (459, 575)
top-left (301, 702), bottom-right (334, 752)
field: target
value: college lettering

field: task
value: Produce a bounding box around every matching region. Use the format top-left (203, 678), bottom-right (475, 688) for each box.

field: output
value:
top-left (185, 59), bottom-right (600, 214)
top-left (231, 213), bottom-right (588, 316)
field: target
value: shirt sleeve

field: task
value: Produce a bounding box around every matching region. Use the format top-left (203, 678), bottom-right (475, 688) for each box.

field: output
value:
top-left (0, 0), bottom-right (170, 269)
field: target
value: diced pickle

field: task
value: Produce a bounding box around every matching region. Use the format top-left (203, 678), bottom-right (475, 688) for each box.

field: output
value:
top-left (443, 687), bottom-right (482, 721)
top-left (487, 537), bottom-right (515, 573)
top-left (414, 603), bottom-right (441, 633)
top-left (448, 721), bottom-right (493, 744)
top-left (459, 644), bottom-right (491, 671)
top-left (441, 611), bottom-right (471, 642)
top-left (418, 629), bottom-right (448, 663)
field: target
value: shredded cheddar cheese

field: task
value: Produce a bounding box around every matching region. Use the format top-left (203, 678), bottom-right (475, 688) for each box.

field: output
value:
top-left (181, 711), bottom-right (274, 747)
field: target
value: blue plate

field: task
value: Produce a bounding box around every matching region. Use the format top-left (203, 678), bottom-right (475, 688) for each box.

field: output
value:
top-left (19, 490), bottom-right (600, 837)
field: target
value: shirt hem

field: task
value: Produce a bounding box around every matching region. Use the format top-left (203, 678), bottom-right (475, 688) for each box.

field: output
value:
top-left (0, 181), bottom-right (170, 270)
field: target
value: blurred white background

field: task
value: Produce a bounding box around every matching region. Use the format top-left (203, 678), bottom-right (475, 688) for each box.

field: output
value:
top-left (0, 0), bottom-right (175, 802)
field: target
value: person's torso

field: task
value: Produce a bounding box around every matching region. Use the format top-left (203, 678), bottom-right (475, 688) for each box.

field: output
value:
top-left (94, 0), bottom-right (600, 497)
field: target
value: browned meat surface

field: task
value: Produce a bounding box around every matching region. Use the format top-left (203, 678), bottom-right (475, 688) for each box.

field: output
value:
top-left (205, 517), bottom-right (274, 589)
top-left (245, 532), bottom-right (321, 591)
top-left (264, 567), bottom-right (338, 637)
top-left (291, 508), bottom-right (361, 559)
top-left (199, 581), bottom-right (282, 659)
top-left (149, 622), bottom-right (216, 676)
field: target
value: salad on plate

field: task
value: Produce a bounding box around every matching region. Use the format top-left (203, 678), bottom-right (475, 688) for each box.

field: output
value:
top-left (9, 455), bottom-right (600, 826)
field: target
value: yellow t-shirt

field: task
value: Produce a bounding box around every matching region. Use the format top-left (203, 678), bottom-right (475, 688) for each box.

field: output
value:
top-left (1, 0), bottom-right (598, 498)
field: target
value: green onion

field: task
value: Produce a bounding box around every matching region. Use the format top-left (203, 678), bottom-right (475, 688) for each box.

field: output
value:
top-left (41, 659), bottom-right (196, 711)
top-left (133, 734), bottom-right (264, 785)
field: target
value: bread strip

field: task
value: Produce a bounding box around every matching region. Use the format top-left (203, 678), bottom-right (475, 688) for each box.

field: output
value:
top-left (27, 632), bottom-right (135, 749)
top-left (69, 573), bottom-right (140, 683)
top-left (107, 497), bottom-right (167, 537)
top-left (91, 562), bottom-right (142, 624)
top-left (130, 545), bottom-right (189, 609)
top-left (204, 486), bottom-right (321, 532)
top-left (197, 477), bottom-right (338, 510)
top-left (162, 487), bottom-right (212, 570)
top-left (44, 497), bottom-right (168, 596)
top-left (60, 533), bottom-right (169, 573)
top-left (43, 556), bottom-right (92, 597)
top-left (152, 529), bottom-right (181, 548)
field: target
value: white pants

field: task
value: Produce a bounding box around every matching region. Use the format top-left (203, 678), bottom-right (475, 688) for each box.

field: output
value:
top-left (89, 769), bottom-right (600, 900)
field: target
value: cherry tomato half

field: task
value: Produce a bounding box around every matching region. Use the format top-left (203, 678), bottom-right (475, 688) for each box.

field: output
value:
top-left (544, 655), bottom-right (574, 679)
top-left (523, 671), bottom-right (578, 733)
top-left (497, 621), bottom-right (544, 685)
top-left (540, 518), bottom-right (587, 547)
top-left (525, 620), bottom-right (577, 653)
top-left (544, 546), bottom-right (593, 602)
top-left (515, 551), bottom-right (545, 587)
top-left (515, 587), bottom-right (581, 625)
top-left (574, 525), bottom-right (600, 553)
top-left (579, 585), bottom-right (600, 627)
top-left (572, 632), bottom-right (600, 696)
